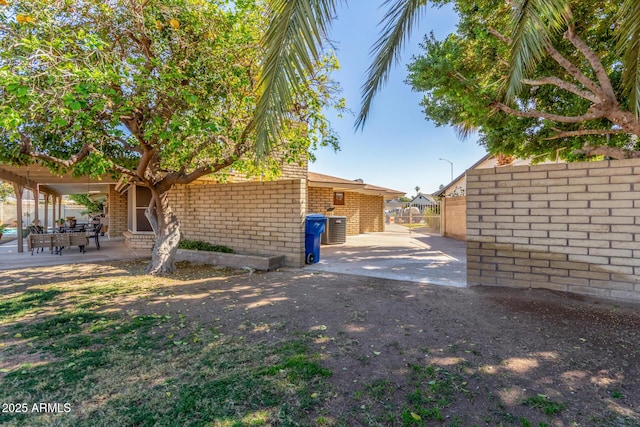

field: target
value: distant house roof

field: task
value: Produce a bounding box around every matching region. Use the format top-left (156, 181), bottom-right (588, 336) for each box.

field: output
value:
top-left (307, 172), bottom-right (405, 199)
top-left (410, 193), bottom-right (437, 206)
top-left (433, 154), bottom-right (492, 197)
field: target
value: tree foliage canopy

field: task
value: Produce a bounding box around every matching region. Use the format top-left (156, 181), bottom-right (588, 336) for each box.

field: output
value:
top-left (0, 0), bottom-right (339, 182)
top-left (0, 0), bottom-right (341, 273)
top-left (407, 0), bottom-right (640, 161)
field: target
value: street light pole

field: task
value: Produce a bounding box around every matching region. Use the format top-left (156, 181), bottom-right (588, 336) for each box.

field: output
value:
top-left (439, 158), bottom-right (453, 182)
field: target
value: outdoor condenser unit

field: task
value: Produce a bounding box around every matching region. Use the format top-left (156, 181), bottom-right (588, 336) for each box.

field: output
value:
top-left (322, 216), bottom-right (347, 245)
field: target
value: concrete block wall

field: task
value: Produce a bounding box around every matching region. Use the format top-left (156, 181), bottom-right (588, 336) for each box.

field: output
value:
top-left (308, 187), bottom-right (384, 235)
top-left (107, 184), bottom-right (128, 238)
top-left (358, 194), bottom-right (384, 233)
top-left (442, 196), bottom-right (466, 241)
top-left (170, 179), bottom-right (307, 267)
top-left (466, 159), bottom-right (640, 301)
top-left (123, 230), bottom-right (154, 250)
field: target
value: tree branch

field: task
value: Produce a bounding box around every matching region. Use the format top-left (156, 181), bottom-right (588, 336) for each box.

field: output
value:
top-left (575, 144), bottom-right (640, 159)
top-left (20, 132), bottom-right (96, 168)
top-left (564, 25), bottom-right (616, 98)
top-left (544, 40), bottom-right (602, 97)
top-left (488, 27), bottom-right (510, 44)
top-left (136, 149), bottom-right (156, 180)
top-left (544, 128), bottom-right (627, 140)
top-left (492, 102), bottom-right (605, 123)
top-left (486, 25), bottom-right (602, 102)
top-left (522, 77), bottom-right (599, 103)
top-left (173, 124), bottom-right (254, 186)
top-left (106, 161), bottom-right (140, 180)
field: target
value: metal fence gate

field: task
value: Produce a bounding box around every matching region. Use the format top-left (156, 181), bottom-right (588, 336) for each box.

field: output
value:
top-left (385, 200), bottom-right (441, 235)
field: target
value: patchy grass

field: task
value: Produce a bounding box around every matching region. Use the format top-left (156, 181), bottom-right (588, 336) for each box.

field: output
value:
top-left (335, 363), bottom-right (474, 426)
top-left (1, 260), bottom-right (639, 426)
top-left (0, 262), bottom-right (331, 426)
top-left (521, 395), bottom-right (566, 415)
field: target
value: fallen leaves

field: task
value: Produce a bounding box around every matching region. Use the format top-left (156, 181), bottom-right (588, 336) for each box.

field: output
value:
top-left (16, 14), bottom-right (36, 24)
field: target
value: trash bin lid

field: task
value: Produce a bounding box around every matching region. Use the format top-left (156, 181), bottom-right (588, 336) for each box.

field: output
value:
top-left (305, 214), bottom-right (326, 220)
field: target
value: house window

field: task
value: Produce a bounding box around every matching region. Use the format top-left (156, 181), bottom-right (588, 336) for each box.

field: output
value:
top-left (128, 185), bottom-right (153, 232)
top-left (333, 192), bottom-right (345, 205)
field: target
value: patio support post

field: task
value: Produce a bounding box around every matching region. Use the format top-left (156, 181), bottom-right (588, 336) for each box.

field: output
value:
top-left (33, 186), bottom-right (40, 228)
top-left (44, 193), bottom-right (49, 232)
top-left (57, 196), bottom-right (62, 227)
top-left (12, 183), bottom-right (24, 253)
top-left (52, 195), bottom-right (57, 229)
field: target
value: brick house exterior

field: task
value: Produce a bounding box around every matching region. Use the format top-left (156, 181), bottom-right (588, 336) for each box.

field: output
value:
top-left (0, 163), bottom-right (403, 264)
top-left (116, 169), bottom-right (403, 267)
top-left (307, 172), bottom-right (405, 236)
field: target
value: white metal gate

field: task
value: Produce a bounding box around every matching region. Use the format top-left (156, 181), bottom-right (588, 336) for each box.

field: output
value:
top-left (385, 200), bottom-right (441, 234)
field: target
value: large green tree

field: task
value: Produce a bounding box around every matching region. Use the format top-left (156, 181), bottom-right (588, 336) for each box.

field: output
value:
top-left (407, 0), bottom-right (640, 160)
top-left (260, 0), bottom-right (640, 160)
top-left (0, 0), bottom-right (339, 274)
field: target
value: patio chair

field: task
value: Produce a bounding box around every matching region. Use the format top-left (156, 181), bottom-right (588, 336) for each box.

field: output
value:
top-left (27, 225), bottom-right (46, 253)
top-left (51, 233), bottom-right (70, 256)
top-left (28, 225), bottom-right (44, 234)
top-left (68, 232), bottom-right (89, 253)
top-left (28, 233), bottom-right (52, 255)
top-left (88, 223), bottom-right (102, 250)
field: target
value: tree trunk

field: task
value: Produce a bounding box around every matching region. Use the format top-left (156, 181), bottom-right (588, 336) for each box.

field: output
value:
top-left (145, 187), bottom-right (181, 275)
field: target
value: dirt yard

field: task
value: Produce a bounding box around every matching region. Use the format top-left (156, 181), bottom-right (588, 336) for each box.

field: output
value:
top-left (1, 262), bottom-right (639, 426)
top-left (135, 266), bottom-right (640, 426)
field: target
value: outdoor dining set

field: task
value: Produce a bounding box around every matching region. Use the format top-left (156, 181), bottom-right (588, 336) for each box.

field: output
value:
top-left (26, 221), bottom-right (103, 256)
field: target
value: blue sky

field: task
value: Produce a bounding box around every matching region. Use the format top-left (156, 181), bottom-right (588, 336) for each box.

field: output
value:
top-left (310, 2), bottom-right (489, 197)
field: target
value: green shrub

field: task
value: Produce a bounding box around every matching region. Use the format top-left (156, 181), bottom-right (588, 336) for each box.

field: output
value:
top-left (178, 239), bottom-right (233, 253)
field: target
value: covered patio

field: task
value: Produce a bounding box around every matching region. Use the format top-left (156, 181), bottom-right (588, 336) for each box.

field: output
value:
top-left (0, 235), bottom-right (150, 270)
top-left (0, 164), bottom-right (122, 254)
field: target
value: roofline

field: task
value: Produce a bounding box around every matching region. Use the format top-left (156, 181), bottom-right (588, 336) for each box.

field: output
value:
top-left (307, 171), bottom-right (405, 198)
top-left (433, 153), bottom-right (492, 197)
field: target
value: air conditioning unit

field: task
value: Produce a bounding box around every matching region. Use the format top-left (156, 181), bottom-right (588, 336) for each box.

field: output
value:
top-left (322, 216), bottom-right (346, 244)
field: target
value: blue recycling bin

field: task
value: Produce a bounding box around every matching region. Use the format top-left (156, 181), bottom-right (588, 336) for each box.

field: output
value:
top-left (305, 214), bottom-right (327, 264)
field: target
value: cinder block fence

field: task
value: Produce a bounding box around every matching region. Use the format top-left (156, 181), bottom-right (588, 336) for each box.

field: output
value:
top-left (466, 159), bottom-right (640, 301)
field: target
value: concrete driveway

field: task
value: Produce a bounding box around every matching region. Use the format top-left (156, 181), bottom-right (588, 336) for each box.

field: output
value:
top-left (306, 224), bottom-right (467, 287)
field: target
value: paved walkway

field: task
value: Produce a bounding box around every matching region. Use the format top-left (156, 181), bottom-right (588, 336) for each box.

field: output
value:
top-left (306, 224), bottom-right (467, 287)
top-left (0, 226), bottom-right (467, 288)
top-left (0, 237), bottom-right (151, 270)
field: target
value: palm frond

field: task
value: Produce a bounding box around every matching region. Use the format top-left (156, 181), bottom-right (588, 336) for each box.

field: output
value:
top-left (504, 0), bottom-right (570, 102)
top-left (617, 0), bottom-right (640, 117)
top-left (355, 0), bottom-right (428, 130)
top-left (255, 0), bottom-right (339, 157)
top-left (453, 122), bottom-right (477, 140)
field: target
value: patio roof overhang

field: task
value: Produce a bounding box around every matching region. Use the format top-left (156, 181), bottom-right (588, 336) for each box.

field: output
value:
top-left (0, 164), bottom-right (116, 197)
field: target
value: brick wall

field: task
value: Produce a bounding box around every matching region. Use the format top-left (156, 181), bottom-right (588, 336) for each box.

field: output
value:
top-left (170, 179), bottom-right (306, 267)
top-left (466, 159), bottom-right (640, 301)
top-left (123, 230), bottom-right (154, 250)
top-left (442, 196), bottom-right (466, 241)
top-left (307, 187), bottom-right (384, 235)
top-left (107, 184), bottom-right (128, 238)
top-left (358, 194), bottom-right (384, 233)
